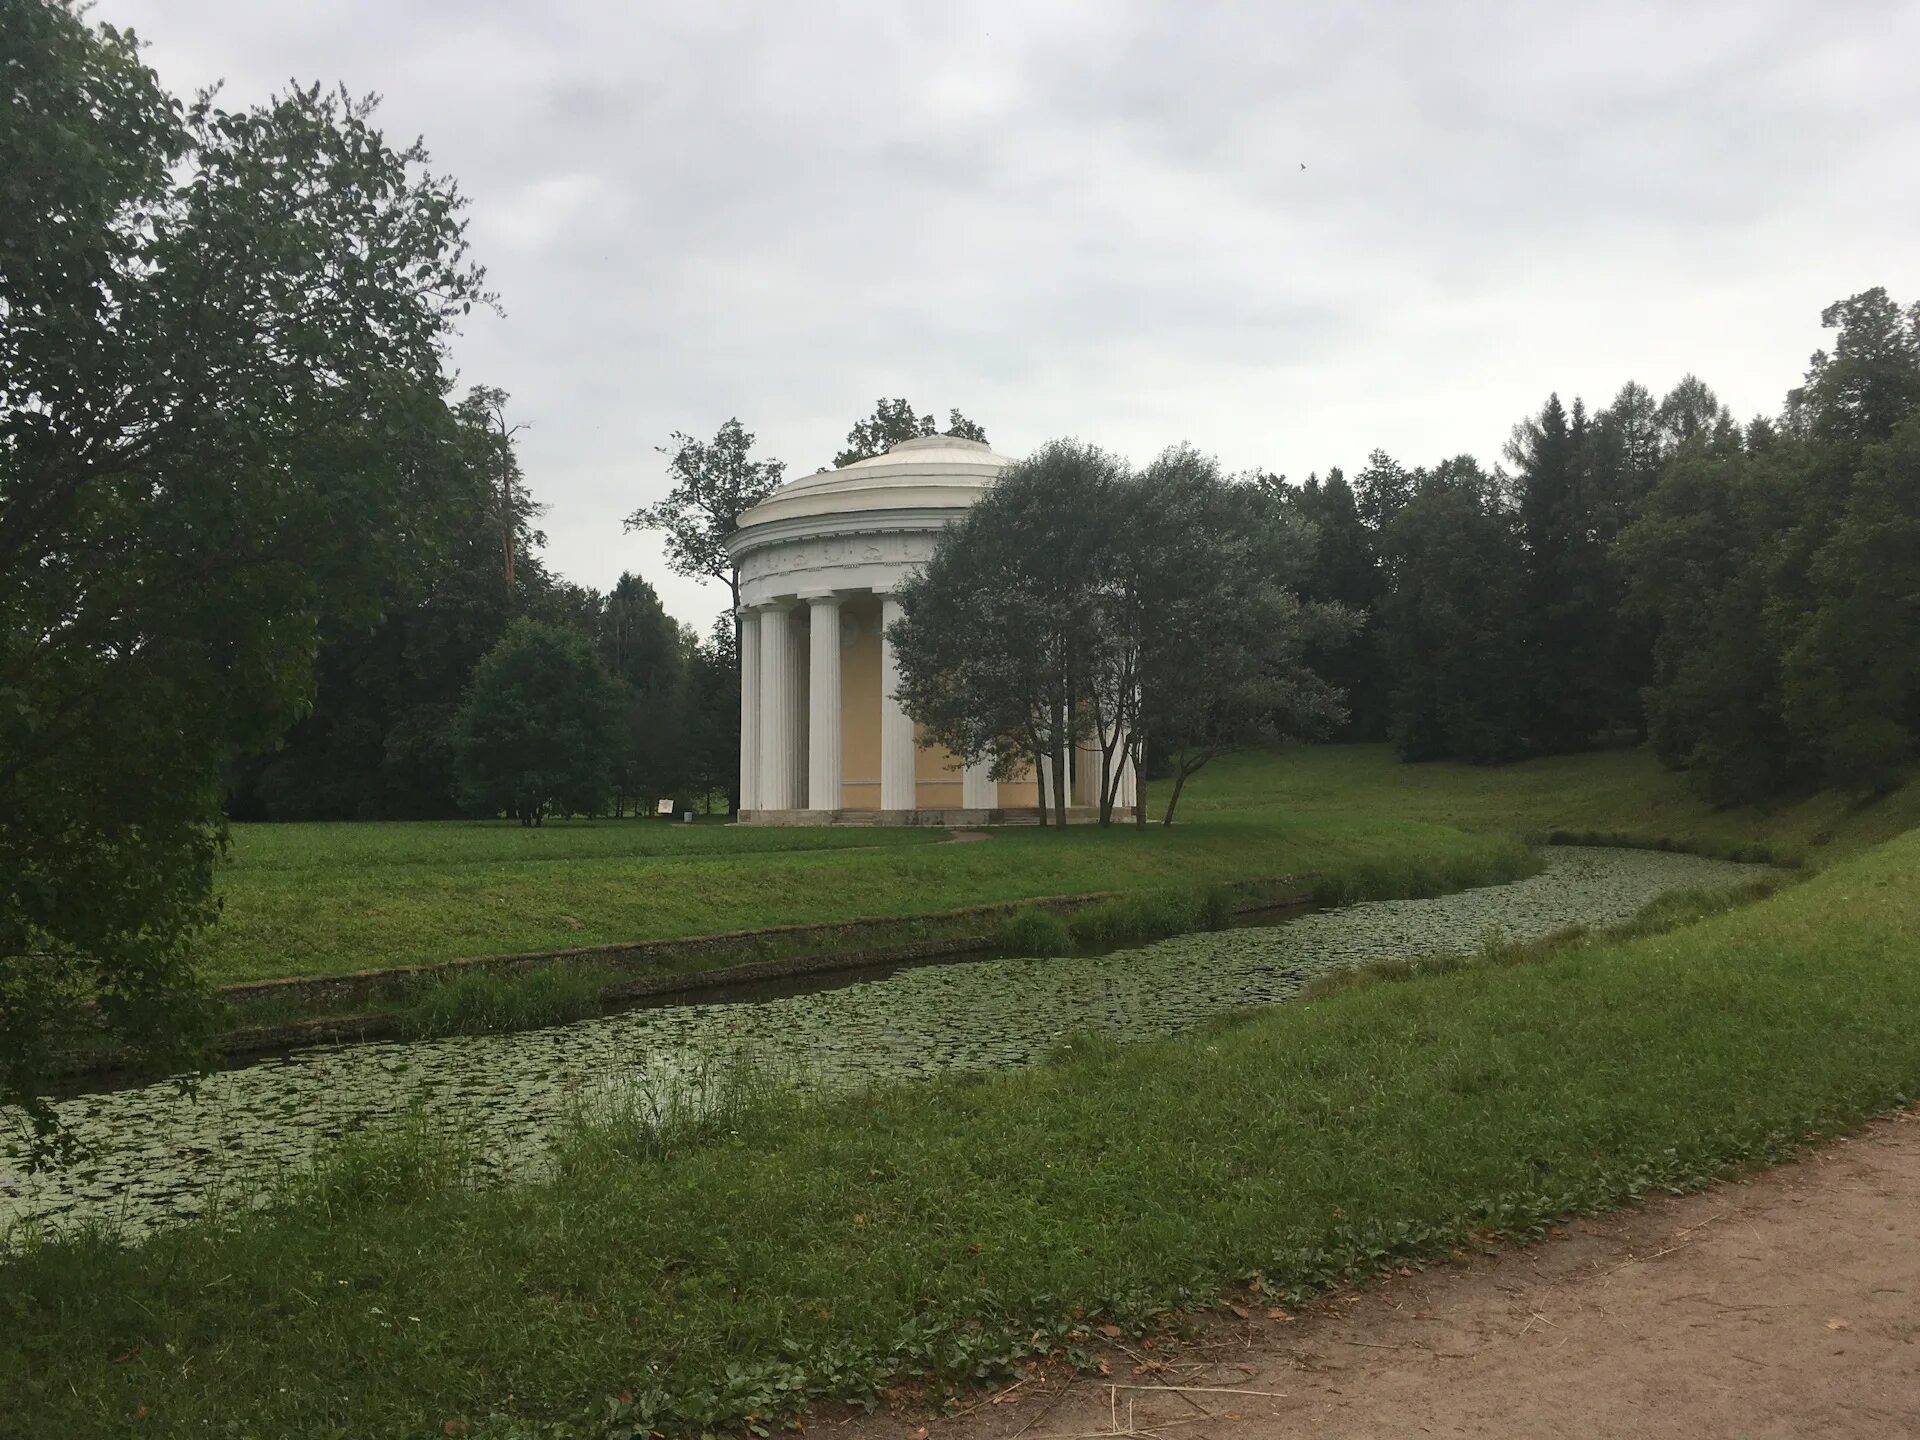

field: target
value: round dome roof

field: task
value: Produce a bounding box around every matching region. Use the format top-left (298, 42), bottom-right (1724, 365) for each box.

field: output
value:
top-left (728, 434), bottom-right (1013, 559)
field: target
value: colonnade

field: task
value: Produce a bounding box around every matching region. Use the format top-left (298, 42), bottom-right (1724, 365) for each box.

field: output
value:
top-left (737, 590), bottom-right (994, 814)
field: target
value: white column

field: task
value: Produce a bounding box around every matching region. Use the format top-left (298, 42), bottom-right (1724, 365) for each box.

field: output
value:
top-left (737, 608), bottom-right (760, 812)
top-left (962, 755), bottom-right (996, 810)
top-left (1073, 741), bottom-right (1101, 808)
top-left (757, 604), bottom-right (798, 811)
top-left (787, 605), bottom-right (809, 804)
top-left (805, 593), bottom-right (843, 812)
top-left (879, 593), bottom-right (916, 811)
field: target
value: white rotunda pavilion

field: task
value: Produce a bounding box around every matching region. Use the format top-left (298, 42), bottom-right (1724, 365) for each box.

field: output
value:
top-left (726, 434), bottom-right (1134, 824)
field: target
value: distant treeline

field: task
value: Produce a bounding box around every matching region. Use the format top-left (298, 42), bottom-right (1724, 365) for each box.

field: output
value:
top-left (1278, 287), bottom-right (1919, 802)
top-left (231, 290), bottom-right (1918, 822)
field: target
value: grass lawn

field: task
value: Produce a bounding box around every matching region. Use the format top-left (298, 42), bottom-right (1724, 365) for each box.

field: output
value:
top-left (1192, 744), bottom-right (1920, 863)
top-left (201, 744), bottom-right (1920, 984)
top-left (8, 813), bottom-right (1918, 1437)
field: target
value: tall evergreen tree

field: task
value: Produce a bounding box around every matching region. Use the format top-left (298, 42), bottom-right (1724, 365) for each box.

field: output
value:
top-left (1509, 394), bottom-right (1610, 752)
top-left (1378, 459), bottom-right (1530, 763)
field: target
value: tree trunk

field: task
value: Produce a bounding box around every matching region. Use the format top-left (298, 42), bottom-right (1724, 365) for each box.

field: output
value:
top-left (1050, 720), bottom-right (1068, 830)
top-left (1034, 755), bottom-right (1050, 826)
top-left (1161, 751), bottom-right (1215, 827)
top-left (1161, 768), bottom-right (1189, 826)
top-left (1132, 734), bottom-right (1147, 829)
top-left (1096, 740), bottom-right (1115, 826)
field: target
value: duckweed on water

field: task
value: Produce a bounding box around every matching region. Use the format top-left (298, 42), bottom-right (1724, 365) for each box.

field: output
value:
top-left (0, 846), bottom-right (1769, 1242)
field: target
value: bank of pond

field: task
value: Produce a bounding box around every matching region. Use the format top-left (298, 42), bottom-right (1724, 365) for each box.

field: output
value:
top-left (0, 846), bottom-right (1773, 1242)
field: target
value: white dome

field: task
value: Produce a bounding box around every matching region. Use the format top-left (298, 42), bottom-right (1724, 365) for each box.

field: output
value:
top-left (727, 435), bottom-right (1013, 607)
top-left (732, 435), bottom-right (1011, 536)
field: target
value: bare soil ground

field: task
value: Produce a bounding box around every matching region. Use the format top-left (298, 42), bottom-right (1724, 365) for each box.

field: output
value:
top-left (842, 1109), bottom-right (1920, 1440)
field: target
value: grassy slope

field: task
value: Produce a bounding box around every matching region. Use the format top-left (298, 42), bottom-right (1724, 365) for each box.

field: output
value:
top-left (1193, 744), bottom-right (1920, 864)
top-left (8, 825), bottom-right (1919, 1437)
top-left (204, 783), bottom-right (1536, 983)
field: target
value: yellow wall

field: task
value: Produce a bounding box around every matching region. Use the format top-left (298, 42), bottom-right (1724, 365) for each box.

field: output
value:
top-left (832, 592), bottom-right (1035, 811)
top-left (840, 595), bottom-right (882, 808)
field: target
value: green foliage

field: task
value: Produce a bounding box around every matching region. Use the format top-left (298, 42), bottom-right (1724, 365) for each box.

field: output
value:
top-left (1, 0), bottom-right (489, 1131)
top-left (891, 439), bottom-right (1130, 824)
top-left (451, 619), bottom-right (627, 824)
top-left (225, 387), bottom-right (558, 821)
top-left (996, 906), bottom-right (1072, 956)
top-left (1378, 458), bottom-right (1531, 762)
top-left (397, 964), bottom-right (611, 1038)
top-left (1510, 394), bottom-right (1613, 751)
top-left (1306, 835), bottom-right (1539, 907)
top-left (6, 831), bottom-right (1920, 1435)
top-left (1135, 448), bottom-right (1359, 823)
top-left (624, 418), bottom-right (784, 600)
top-left (1279, 467), bottom-right (1390, 739)
top-left (830, 398), bottom-right (989, 468)
top-left (894, 441), bottom-right (1354, 827)
top-left (286, 1110), bottom-right (479, 1216)
top-left (996, 887), bottom-right (1233, 957)
top-left (1622, 288), bottom-right (1920, 800)
top-left (552, 1054), bottom-right (787, 1172)
top-left (1063, 887), bottom-right (1231, 950)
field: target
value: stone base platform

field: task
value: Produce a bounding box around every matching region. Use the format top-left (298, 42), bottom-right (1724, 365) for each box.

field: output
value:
top-left (736, 806), bottom-right (1107, 827)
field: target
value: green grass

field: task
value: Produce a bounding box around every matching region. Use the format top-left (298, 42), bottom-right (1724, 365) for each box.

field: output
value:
top-left (201, 785), bottom-right (1538, 984)
top-left (394, 964), bottom-right (615, 1038)
top-left (9, 827), bottom-right (1919, 1437)
top-left (996, 885), bottom-right (1237, 957)
top-left (200, 741), bottom-right (1905, 987)
top-left (1190, 744), bottom-right (1920, 866)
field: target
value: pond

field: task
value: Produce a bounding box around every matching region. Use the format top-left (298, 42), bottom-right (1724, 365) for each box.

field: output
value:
top-left (0, 846), bottom-right (1768, 1242)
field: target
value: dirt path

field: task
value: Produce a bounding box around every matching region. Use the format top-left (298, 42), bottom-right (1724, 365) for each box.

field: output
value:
top-left (846, 1110), bottom-right (1920, 1440)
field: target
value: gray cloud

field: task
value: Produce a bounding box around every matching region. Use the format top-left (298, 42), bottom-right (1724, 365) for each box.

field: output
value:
top-left (106, 0), bottom-right (1920, 626)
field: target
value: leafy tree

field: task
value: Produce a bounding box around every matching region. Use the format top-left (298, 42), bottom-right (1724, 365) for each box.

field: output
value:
top-left (1131, 451), bottom-right (1356, 825)
top-left (451, 620), bottom-right (626, 825)
top-left (682, 619), bottom-right (741, 813)
top-left (226, 387), bottom-right (552, 821)
top-left (1621, 289), bottom-right (1920, 800)
top-left (1581, 381), bottom-right (1668, 739)
top-left (1276, 466), bottom-right (1388, 739)
top-left (1781, 415), bottom-right (1920, 790)
top-left (1353, 449), bottom-right (1416, 533)
top-left (1655, 374), bottom-right (1738, 450)
top-left (625, 419), bottom-right (784, 620)
top-left (1, 2), bottom-right (488, 1138)
top-left (624, 419), bottom-right (782, 809)
top-left (894, 442), bottom-right (1352, 827)
top-left (891, 441), bottom-right (1124, 826)
top-left (599, 573), bottom-right (695, 814)
top-left (832, 398), bottom-right (989, 468)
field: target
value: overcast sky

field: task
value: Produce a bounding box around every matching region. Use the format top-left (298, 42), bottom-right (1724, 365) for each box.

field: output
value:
top-left (104, 0), bottom-right (1920, 629)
